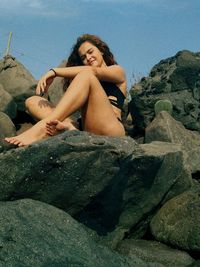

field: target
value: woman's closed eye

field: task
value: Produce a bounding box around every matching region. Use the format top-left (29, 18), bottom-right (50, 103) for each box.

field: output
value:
top-left (88, 49), bottom-right (93, 54)
top-left (81, 49), bottom-right (93, 60)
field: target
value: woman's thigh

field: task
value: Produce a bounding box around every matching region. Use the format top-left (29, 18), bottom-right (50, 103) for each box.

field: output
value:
top-left (82, 75), bottom-right (125, 136)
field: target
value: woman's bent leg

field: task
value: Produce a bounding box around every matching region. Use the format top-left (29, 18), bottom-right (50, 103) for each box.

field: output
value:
top-left (81, 75), bottom-right (125, 136)
top-left (5, 71), bottom-right (125, 146)
top-left (25, 96), bottom-right (55, 120)
top-left (45, 71), bottom-right (125, 136)
top-left (26, 95), bottom-right (77, 131)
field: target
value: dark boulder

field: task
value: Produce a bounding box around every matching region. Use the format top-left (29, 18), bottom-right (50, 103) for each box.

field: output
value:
top-left (145, 111), bottom-right (200, 174)
top-left (129, 50), bottom-right (200, 134)
top-left (150, 182), bottom-right (200, 252)
top-left (0, 84), bottom-right (17, 119)
top-left (116, 239), bottom-right (194, 267)
top-left (0, 131), bottom-right (192, 248)
top-left (0, 198), bottom-right (148, 267)
top-left (0, 111), bottom-right (16, 139)
top-left (0, 55), bottom-right (37, 113)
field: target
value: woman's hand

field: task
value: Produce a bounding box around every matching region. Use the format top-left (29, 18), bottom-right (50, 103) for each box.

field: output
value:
top-left (36, 70), bottom-right (56, 95)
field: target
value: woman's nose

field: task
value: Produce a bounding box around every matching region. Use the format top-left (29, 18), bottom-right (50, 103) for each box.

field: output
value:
top-left (86, 54), bottom-right (91, 60)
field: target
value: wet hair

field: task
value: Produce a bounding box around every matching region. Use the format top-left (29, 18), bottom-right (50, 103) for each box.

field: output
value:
top-left (63, 34), bottom-right (117, 89)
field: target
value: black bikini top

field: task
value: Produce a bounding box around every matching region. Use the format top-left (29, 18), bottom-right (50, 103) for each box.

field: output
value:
top-left (100, 81), bottom-right (126, 110)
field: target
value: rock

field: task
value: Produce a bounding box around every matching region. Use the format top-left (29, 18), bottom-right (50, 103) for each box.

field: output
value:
top-left (0, 131), bottom-right (192, 248)
top-left (145, 111), bottom-right (200, 174)
top-left (109, 141), bottom-right (192, 246)
top-left (150, 182), bottom-right (200, 252)
top-left (0, 131), bottom-right (138, 214)
top-left (0, 198), bottom-right (147, 267)
top-left (0, 84), bottom-right (17, 119)
top-left (0, 55), bottom-right (37, 112)
top-left (116, 239), bottom-right (194, 267)
top-left (129, 50), bottom-right (200, 134)
top-left (190, 260), bottom-right (200, 267)
top-left (0, 112), bottom-right (16, 138)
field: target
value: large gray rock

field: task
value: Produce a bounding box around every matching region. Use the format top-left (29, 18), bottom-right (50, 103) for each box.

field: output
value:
top-left (0, 112), bottom-right (16, 138)
top-left (0, 55), bottom-right (37, 112)
top-left (0, 84), bottom-right (17, 119)
top-left (191, 260), bottom-right (200, 267)
top-left (145, 111), bottom-right (200, 174)
top-left (0, 198), bottom-right (147, 267)
top-left (109, 141), bottom-right (192, 246)
top-left (0, 131), bottom-right (192, 247)
top-left (129, 50), bottom-right (200, 134)
top-left (116, 239), bottom-right (194, 267)
top-left (150, 182), bottom-right (200, 252)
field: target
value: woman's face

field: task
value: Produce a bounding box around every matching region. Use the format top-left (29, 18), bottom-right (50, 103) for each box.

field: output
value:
top-left (78, 41), bottom-right (106, 67)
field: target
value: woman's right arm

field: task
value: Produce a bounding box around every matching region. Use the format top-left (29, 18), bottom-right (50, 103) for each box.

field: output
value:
top-left (36, 69), bottom-right (55, 95)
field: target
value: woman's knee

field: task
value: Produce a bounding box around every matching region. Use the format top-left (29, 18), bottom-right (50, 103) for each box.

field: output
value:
top-left (25, 96), bottom-right (41, 110)
top-left (76, 70), bottom-right (98, 83)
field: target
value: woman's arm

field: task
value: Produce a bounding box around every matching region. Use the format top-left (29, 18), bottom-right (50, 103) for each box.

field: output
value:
top-left (51, 66), bottom-right (93, 79)
top-left (36, 65), bottom-right (126, 95)
top-left (54, 65), bottom-right (126, 84)
top-left (36, 66), bottom-right (93, 95)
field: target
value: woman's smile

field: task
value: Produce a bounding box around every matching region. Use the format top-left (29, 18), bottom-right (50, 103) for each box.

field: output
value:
top-left (88, 59), bottom-right (96, 65)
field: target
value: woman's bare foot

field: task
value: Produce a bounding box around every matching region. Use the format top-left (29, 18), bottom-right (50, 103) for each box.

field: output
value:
top-left (46, 118), bottom-right (79, 136)
top-left (5, 120), bottom-right (48, 147)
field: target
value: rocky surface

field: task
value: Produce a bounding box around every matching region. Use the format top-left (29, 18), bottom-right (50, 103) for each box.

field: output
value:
top-left (116, 239), bottom-right (194, 267)
top-left (0, 112), bottom-right (16, 139)
top-left (0, 51), bottom-right (200, 266)
top-left (145, 111), bottom-right (200, 174)
top-left (129, 50), bottom-right (200, 135)
top-left (0, 132), bottom-right (192, 241)
top-left (0, 84), bottom-right (17, 119)
top-left (150, 181), bottom-right (200, 252)
top-left (0, 198), bottom-right (150, 267)
top-left (0, 55), bottom-right (37, 113)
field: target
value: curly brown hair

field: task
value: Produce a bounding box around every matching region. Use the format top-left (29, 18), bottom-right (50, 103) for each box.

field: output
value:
top-left (63, 34), bottom-right (117, 89)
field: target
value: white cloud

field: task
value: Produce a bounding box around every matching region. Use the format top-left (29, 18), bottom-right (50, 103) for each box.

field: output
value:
top-left (0, 0), bottom-right (79, 18)
top-left (0, 0), bottom-right (192, 17)
top-left (28, 1), bottom-right (43, 9)
top-left (82, 0), bottom-right (153, 3)
top-left (81, 0), bottom-right (190, 9)
top-left (0, 0), bottom-right (43, 9)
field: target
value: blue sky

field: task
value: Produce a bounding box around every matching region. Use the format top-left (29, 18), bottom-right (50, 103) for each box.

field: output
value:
top-left (0, 0), bottom-right (199, 89)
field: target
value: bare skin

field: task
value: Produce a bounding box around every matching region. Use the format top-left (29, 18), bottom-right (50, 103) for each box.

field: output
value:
top-left (25, 95), bottom-right (78, 132)
top-left (45, 119), bottom-right (76, 136)
top-left (5, 41), bottom-right (126, 146)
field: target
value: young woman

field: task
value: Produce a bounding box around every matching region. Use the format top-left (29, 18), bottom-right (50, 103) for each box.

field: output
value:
top-left (5, 34), bottom-right (127, 146)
